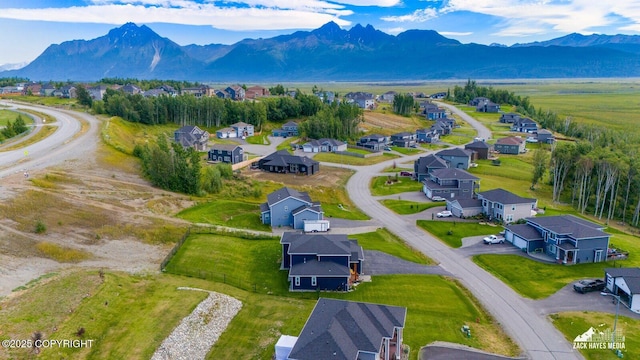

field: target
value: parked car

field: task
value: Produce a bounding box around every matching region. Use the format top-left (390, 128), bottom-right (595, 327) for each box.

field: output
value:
top-left (436, 210), bottom-right (453, 218)
top-left (483, 235), bottom-right (505, 244)
top-left (400, 171), bottom-right (412, 177)
top-left (431, 196), bottom-right (446, 202)
top-left (526, 136), bottom-right (538, 143)
top-left (573, 279), bottom-right (606, 294)
top-left (384, 147), bottom-right (392, 151)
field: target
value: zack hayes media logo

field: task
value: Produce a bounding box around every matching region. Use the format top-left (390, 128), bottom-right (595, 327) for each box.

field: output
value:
top-left (573, 325), bottom-right (626, 350)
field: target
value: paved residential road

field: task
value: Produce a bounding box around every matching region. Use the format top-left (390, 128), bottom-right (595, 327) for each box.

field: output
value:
top-left (336, 105), bottom-right (582, 360)
top-left (0, 100), bottom-right (100, 179)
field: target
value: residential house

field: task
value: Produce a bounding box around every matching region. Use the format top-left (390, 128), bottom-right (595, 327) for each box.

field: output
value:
top-left (260, 188), bottom-right (323, 229)
top-left (390, 132), bottom-right (417, 147)
top-left (59, 85), bottom-right (76, 98)
top-left (512, 117), bottom-right (538, 133)
top-left (422, 168), bottom-right (479, 200)
top-left (174, 125), bottom-right (210, 151)
top-left (284, 298), bottom-right (406, 360)
top-left (231, 122), bottom-right (254, 138)
top-left (22, 83), bottom-right (41, 96)
top-left (346, 92), bottom-right (375, 110)
top-left (504, 215), bottom-right (611, 264)
top-left (447, 199), bottom-right (483, 218)
top-left (40, 83), bottom-right (57, 96)
top-left (500, 112), bottom-right (521, 124)
top-left (303, 139), bottom-right (346, 153)
top-left (357, 134), bottom-right (388, 151)
top-left (476, 100), bottom-right (500, 113)
top-left (430, 121), bottom-right (452, 136)
top-left (88, 85), bottom-right (108, 100)
top-left (245, 85), bottom-right (270, 99)
top-left (494, 136), bottom-right (526, 155)
top-left (379, 91), bottom-right (397, 103)
top-left (604, 268), bottom-right (640, 314)
top-left (216, 127), bottom-right (236, 139)
top-left (465, 140), bottom-right (491, 160)
top-left (215, 89), bottom-right (230, 99)
top-left (416, 128), bottom-right (439, 144)
top-left (477, 188), bottom-right (537, 223)
top-left (414, 154), bottom-right (448, 182)
top-left (207, 144), bottom-right (244, 164)
top-left (536, 129), bottom-right (555, 144)
top-left (257, 150), bottom-right (319, 176)
top-left (182, 85), bottom-right (213, 98)
top-left (436, 148), bottom-right (473, 169)
top-left (423, 102), bottom-right (447, 120)
top-left (272, 121), bottom-right (299, 137)
top-left (469, 97), bottom-right (490, 106)
top-left (314, 91), bottom-right (335, 104)
top-left (225, 85), bottom-right (246, 101)
top-left (121, 84), bottom-right (142, 95)
top-left (280, 233), bottom-right (363, 292)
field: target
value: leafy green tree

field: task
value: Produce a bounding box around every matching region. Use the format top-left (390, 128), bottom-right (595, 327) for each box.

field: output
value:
top-left (531, 148), bottom-right (548, 189)
top-left (76, 85), bottom-right (93, 107)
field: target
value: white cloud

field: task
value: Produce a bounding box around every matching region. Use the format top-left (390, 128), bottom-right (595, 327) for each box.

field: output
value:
top-left (439, 31), bottom-right (472, 36)
top-left (442, 0), bottom-right (640, 37)
top-left (0, 2), bottom-right (352, 31)
top-left (334, 0), bottom-right (401, 6)
top-left (382, 26), bottom-right (406, 34)
top-left (381, 8), bottom-right (438, 22)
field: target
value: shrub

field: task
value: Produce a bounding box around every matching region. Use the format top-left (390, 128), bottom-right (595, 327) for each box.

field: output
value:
top-left (34, 220), bottom-right (46, 234)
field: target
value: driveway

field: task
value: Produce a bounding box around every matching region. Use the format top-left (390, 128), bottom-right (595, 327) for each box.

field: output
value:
top-left (457, 236), bottom-right (523, 257)
top-left (420, 342), bottom-right (527, 360)
top-left (363, 250), bottom-right (450, 276)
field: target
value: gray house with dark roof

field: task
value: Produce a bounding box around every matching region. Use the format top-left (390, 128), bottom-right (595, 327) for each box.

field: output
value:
top-left (604, 268), bottom-right (640, 314)
top-left (447, 199), bottom-right (483, 218)
top-left (436, 148), bottom-right (473, 169)
top-left (422, 168), bottom-right (479, 200)
top-left (465, 140), bottom-right (491, 160)
top-left (261, 187), bottom-right (323, 229)
top-left (207, 144), bottom-right (244, 164)
top-left (257, 150), bottom-right (319, 176)
top-left (286, 298), bottom-right (406, 360)
top-left (174, 125), bottom-right (210, 151)
top-left (357, 134), bottom-right (388, 151)
top-left (413, 154), bottom-right (448, 182)
top-left (280, 233), bottom-right (364, 292)
top-left (390, 132), bottom-right (417, 147)
top-left (500, 112), bottom-right (521, 123)
top-left (512, 117), bottom-right (538, 133)
top-left (273, 121), bottom-right (299, 137)
top-left (478, 188), bottom-right (537, 223)
top-left (494, 136), bottom-right (526, 155)
top-left (504, 215), bottom-right (610, 264)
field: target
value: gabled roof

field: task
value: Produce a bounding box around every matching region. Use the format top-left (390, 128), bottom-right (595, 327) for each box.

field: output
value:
top-left (436, 148), bottom-right (473, 158)
top-left (267, 187), bottom-right (312, 206)
top-left (449, 199), bottom-right (483, 209)
top-left (391, 132), bottom-right (413, 138)
top-left (231, 121), bottom-right (252, 128)
top-left (496, 136), bottom-right (525, 145)
top-left (506, 223), bottom-right (544, 241)
top-left (262, 150), bottom-right (319, 167)
top-left (283, 121), bottom-right (298, 128)
top-left (288, 298), bottom-right (406, 360)
top-left (289, 259), bottom-right (351, 277)
top-left (210, 144), bottom-right (241, 152)
top-left (526, 215), bottom-right (608, 239)
top-left (291, 204), bottom-right (323, 216)
top-left (430, 168), bottom-right (479, 180)
top-left (605, 268), bottom-right (640, 292)
top-left (319, 138), bottom-right (346, 146)
top-left (465, 140), bottom-right (490, 149)
top-left (537, 129), bottom-right (553, 135)
top-left (478, 188), bottom-right (536, 205)
top-left (415, 154), bottom-right (447, 170)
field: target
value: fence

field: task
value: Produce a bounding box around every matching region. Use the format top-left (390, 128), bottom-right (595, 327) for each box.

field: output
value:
top-left (160, 228), bottom-right (190, 271)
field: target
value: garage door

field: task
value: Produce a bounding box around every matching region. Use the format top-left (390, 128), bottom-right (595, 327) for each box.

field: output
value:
top-left (513, 235), bottom-right (527, 249)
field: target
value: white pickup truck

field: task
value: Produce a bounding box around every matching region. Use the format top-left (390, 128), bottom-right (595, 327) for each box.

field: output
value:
top-left (483, 234), bottom-right (505, 244)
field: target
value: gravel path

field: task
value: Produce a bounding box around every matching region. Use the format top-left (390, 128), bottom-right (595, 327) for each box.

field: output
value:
top-left (152, 288), bottom-right (242, 360)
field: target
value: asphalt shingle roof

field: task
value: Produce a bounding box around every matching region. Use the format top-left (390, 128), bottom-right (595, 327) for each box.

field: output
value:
top-left (526, 215), bottom-right (607, 239)
top-left (288, 298), bottom-right (406, 360)
top-left (478, 188), bottom-right (536, 205)
top-left (267, 187), bottom-right (312, 206)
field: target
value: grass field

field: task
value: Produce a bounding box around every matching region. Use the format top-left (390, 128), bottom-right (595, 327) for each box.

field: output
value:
top-left (163, 232), bottom-right (519, 359)
top-left (416, 220), bottom-right (501, 248)
top-left (370, 176), bottom-right (423, 196)
top-left (380, 199), bottom-right (442, 215)
top-left (347, 228), bottom-right (434, 265)
top-left (0, 109), bottom-right (33, 127)
top-left (313, 152), bottom-right (399, 165)
top-left (102, 116), bottom-right (178, 155)
top-left (551, 312), bottom-right (639, 360)
top-left (175, 200), bottom-right (272, 231)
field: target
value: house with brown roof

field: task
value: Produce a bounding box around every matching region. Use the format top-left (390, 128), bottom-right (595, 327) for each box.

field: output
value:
top-left (494, 136), bottom-right (526, 155)
top-left (465, 140), bottom-right (491, 160)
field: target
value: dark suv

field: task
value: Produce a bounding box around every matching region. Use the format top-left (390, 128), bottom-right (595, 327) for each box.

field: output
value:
top-left (573, 279), bottom-right (605, 293)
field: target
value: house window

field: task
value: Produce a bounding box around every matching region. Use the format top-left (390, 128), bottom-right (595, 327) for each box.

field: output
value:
top-left (284, 206), bottom-right (289, 213)
top-left (506, 215), bottom-right (513, 222)
top-left (311, 277), bottom-right (317, 286)
top-left (295, 277), bottom-right (300, 286)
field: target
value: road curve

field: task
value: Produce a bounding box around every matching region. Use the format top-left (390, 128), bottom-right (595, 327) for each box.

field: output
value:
top-left (0, 100), bottom-right (100, 179)
top-left (341, 107), bottom-right (581, 360)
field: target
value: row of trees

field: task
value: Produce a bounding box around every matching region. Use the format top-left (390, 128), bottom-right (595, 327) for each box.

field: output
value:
top-left (392, 94), bottom-right (416, 116)
top-left (298, 102), bottom-right (363, 140)
top-left (0, 115), bottom-right (28, 141)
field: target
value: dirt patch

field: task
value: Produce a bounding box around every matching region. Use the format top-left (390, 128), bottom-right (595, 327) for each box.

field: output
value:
top-left (362, 111), bottom-right (421, 133)
top-left (241, 166), bottom-right (354, 188)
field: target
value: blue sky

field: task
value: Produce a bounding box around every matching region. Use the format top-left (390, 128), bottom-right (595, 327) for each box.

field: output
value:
top-left (1, 0), bottom-right (640, 65)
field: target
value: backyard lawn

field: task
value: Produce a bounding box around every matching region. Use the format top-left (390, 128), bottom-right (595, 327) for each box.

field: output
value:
top-left (348, 228), bottom-right (434, 265)
top-left (417, 220), bottom-right (501, 248)
top-left (175, 199), bottom-right (272, 232)
top-left (371, 175), bottom-right (423, 196)
top-left (380, 199), bottom-right (442, 215)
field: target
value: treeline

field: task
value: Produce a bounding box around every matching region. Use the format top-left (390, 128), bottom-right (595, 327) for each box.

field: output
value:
top-left (0, 77), bottom-right (30, 87)
top-left (455, 79), bottom-right (640, 226)
top-left (392, 94), bottom-right (416, 116)
top-left (298, 102), bottom-right (363, 140)
top-left (0, 115), bottom-right (28, 142)
top-left (98, 78), bottom-right (201, 91)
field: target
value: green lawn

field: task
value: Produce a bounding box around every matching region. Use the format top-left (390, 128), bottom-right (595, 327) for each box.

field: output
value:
top-left (551, 312), bottom-right (639, 360)
top-left (175, 199), bottom-right (271, 232)
top-left (391, 146), bottom-right (422, 155)
top-left (380, 199), bottom-right (442, 214)
top-left (314, 152), bottom-right (399, 165)
top-left (370, 176), bottom-right (423, 196)
top-left (348, 228), bottom-right (434, 265)
top-left (0, 109), bottom-right (32, 127)
top-left (416, 220), bottom-right (501, 248)
top-left (163, 232), bottom-right (519, 359)
top-left (245, 134), bottom-right (270, 145)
